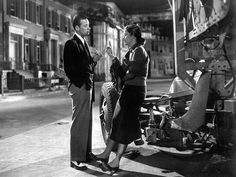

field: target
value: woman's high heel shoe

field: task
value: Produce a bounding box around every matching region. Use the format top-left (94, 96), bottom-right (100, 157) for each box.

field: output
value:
top-left (100, 162), bottom-right (119, 175)
top-left (89, 152), bottom-right (108, 163)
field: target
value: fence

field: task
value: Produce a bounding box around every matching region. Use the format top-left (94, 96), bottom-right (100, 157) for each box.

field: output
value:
top-left (4, 74), bottom-right (67, 94)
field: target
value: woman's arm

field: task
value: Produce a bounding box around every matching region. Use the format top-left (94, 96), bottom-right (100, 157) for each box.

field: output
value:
top-left (126, 46), bottom-right (148, 76)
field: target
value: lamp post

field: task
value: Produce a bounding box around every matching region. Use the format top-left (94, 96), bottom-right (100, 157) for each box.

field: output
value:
top-left (43, 0), bottom-right (49, 71)
top-left (171, 0), bottom-right (177, 77)
top-left (1, 0), bottom-right (4, 62)
top-left (1, 0), bottom-right (5, 95)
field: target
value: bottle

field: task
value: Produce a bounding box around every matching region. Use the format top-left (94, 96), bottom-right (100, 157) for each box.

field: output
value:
top-left (146, 108), bottom-right (157, 143)
top-left (149, 108), bottom-right (156, 127)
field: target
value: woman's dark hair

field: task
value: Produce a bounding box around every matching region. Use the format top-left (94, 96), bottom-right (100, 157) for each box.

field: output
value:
top-left (72, 14), bottom-right (88, 30)
top-left (125, 24), bottom-right (145, 45)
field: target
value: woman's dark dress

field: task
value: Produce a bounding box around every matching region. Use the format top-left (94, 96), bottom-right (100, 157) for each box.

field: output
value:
top-left (109, 44), bottom-right (149, 145)
top-left (110, 85), bottom-right (145, 144)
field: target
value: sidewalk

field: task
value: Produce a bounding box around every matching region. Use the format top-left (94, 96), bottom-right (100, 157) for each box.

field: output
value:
top-left (0, 116), bottom-right (110, 177)
top-left (0, 94), bottom-right (167, 177)
top-left (0, 79), bottom-right (232, 177)
top-left (0, 79), bottom-right (178, 177)
top-left (0, 83), bottom-right (112, 177)
top-left (0, 115), bottom-right (174, 177)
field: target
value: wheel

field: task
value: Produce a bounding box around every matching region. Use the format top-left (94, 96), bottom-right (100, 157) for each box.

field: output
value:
top-left (99, 82), bottom-right (119, 144)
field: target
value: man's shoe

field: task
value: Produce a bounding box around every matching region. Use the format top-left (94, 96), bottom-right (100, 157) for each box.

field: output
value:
top-left (70, 161), bottom-right (88, 171)
top-left (86, 152), bottom-right (94, 162)
top-left (86, 156), bottom-right (93, 163)
top-left (89, 152), bottom-right (108, 163)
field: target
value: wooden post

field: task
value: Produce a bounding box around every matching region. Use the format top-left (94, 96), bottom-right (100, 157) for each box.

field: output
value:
top-left (20, 75), bottom-right (24, 93)
top-left (0, 71), bottom-right (4, 96)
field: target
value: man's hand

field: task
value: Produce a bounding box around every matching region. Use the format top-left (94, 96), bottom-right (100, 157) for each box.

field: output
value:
top-left (89, 47), bottom-right (103, 62)
top-left (93, 52), bottom-right (103, 62)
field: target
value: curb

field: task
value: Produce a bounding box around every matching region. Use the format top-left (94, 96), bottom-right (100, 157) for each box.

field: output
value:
top-left (0, 86), bottom-right (67, 103)
top-left (0, 79), bottom-right (173, 102)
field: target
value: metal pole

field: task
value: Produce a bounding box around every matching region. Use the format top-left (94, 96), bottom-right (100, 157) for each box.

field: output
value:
top-left (43, 0), bottom-right (47, 62)
top-left (2, 0), bottom-right (4, 62)
top-left (172, 0), bottom-right (178, 76)
top-left (1, 0), bottom-right (5, 95)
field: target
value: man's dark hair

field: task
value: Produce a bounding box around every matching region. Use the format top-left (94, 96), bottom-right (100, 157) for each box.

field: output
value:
top-left (72, 14), bottom-right (88, 30)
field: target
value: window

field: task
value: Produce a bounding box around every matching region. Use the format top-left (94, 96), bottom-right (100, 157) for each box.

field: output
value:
top-left (24, 38), bottom-right (30, 62)
top-left (8, 0), bottom-right (23, 18)
top-left (51, 39), bottom-right (57, 67)
top-left (169, 45), bottom-right (172, 53)
top-left (52, 11), bottom-right (58, 30)
top-left (155, 44), bottom-right (159, 52)
top-left (65, 16), bottom-right (71, 33)
top-left (170, 60), bottom-right (173, 69)
top-left (47, 9), bottom-right (52, 27)
top-left (36, 41), bottom-right (42, 65)
top-left (25, 0), bottom-right (30, 21)
top-left (9, 0), bottom-right (17, 16)
top-left (59, 44), bottom-right (64, 68)
top-left (36, 4), bottom-right (42, 25)
top-left (10, 33), bottom-right (22, 69)
top-left (60, 14), bottom-right (64, 31)
top-left (56, 13), bottom-right (60, 30)
top-left (64, 17), bottom-right (69, 33)
top-left (159, 62), bottom-right (164, 70)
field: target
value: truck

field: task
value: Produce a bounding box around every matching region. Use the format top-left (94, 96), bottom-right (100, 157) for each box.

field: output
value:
top-left (98, 0), bottom-right (235, 155)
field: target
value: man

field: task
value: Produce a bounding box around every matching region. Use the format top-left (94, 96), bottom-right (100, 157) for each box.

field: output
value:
top-left (63, 14), bottom-right (102, 170)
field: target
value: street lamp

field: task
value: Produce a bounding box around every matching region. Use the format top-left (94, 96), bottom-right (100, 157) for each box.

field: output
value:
top-left (1, 0), bottom-right (5, 95)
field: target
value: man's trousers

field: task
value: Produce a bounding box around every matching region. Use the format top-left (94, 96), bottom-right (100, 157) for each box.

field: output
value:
top-left (68, 83), bottom-right (92, 162)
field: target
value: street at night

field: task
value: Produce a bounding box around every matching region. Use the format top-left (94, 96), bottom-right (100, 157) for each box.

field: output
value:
top-left (1, 0), bottom-right (236, 176)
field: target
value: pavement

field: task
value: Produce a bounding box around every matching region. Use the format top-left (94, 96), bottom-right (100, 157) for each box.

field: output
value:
top-left (0, 82), bottom-right (179, 177)
top-left (0, 116), bottom-right (180, 177)
top-left (0, 84), bottom-right (116, 177)
top-left (0, 80), bottom-right (181, 177)
top-left (0, 80), bottom-right (234, 177)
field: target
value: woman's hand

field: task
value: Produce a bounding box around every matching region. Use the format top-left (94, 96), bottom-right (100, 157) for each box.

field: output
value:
top-left (123, 73), bottom-right (135, 81)
top-left (123, 58), bottom-right (130, 66)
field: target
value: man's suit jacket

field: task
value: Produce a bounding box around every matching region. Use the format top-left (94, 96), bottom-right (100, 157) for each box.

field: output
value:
top-left (63, 34), bottom-right (96, 90)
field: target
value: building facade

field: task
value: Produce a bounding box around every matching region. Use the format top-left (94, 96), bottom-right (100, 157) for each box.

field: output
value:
top-left (146, 36), bottom-right (174, 78)
top-left (0, 0), bottom-right (175, 92)
top-left (129, 12), bottom-right (175, 78)
top-left (0, 0), bottom-right (128, 91)
top-left (0, 0), bottom-right (74, 91)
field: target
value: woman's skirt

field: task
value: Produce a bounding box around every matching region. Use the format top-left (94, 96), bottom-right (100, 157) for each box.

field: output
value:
top-left (110, 84), bottom-right (146, 144)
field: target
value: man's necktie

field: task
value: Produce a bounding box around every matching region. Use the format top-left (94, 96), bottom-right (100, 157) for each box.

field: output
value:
top-left (125, 51), bottom-right (130, 60)
top-left (84, 40), bottom-right (90, 54)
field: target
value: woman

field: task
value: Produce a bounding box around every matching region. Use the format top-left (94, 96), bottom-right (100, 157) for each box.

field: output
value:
top-left (90, 24), bottom-right (149, 174)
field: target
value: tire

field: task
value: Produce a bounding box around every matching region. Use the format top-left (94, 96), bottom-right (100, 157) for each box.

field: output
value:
top-left (99, 82), bottom-right (119, 145)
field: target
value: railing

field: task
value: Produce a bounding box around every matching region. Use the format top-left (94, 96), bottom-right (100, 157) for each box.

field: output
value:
top-left (0, 61), bottom-right (11, 70)
top-left (7, 71), bottom-right (24, 91)
top-left (28, 63), bottom-right (38, 71)
top-left (7, 58), bottom-right (24, 70)
top-left (39, 64), bottom-right (57, 71)
top-left (24, 78), bottom-right (51, 89)
top-left (1, 62), bottom-right (68, 94)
